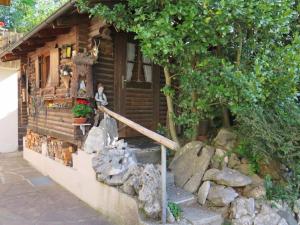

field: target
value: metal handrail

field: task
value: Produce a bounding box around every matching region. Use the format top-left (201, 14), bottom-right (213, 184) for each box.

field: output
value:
top-left (98, 106), bottom-right (179, 224)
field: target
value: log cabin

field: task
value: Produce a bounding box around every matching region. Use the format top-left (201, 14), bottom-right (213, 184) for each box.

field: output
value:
top-left (0, 1), bottom-right (168, 156)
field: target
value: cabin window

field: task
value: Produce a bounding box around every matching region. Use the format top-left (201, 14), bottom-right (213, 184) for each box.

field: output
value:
top-left (36, 54), bottom-right (50, 88)
top-left (126, 42), bottom-right (152, 89)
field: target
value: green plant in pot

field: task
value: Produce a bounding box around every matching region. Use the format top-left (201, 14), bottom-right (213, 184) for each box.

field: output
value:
top-left (72, 99), bottom-right (93, 124)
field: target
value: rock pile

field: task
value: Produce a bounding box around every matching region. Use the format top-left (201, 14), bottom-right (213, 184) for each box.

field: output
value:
top-left (86, 117), bottom-right (163, 219)
top-left (170, 128), bottom-right (299, 225)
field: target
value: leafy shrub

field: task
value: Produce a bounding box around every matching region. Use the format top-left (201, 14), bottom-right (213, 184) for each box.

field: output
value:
top-left (237, 103), bottom-right (300, 204)
top-left (72, 104), bottom-right (93, 118)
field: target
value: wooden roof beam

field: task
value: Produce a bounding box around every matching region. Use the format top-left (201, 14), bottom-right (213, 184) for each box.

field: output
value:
top-left (12, 46), bottom-right (41, 54)
top-left (53, 14), bottom-right (89, 28)
top-left (1, 53), bottom-right (24, 62)
top-left (37, 27), bottom-right (71, 37)
top-left (24, 36), bottom-right (57, 45)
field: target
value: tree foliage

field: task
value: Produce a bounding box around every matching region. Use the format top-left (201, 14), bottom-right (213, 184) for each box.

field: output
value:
top-left (77, 0), bottom-right (300, 136)
top-left (77, 0), bottom-right (300, 202)
top-left (0, 0), bottom-right (68, 32)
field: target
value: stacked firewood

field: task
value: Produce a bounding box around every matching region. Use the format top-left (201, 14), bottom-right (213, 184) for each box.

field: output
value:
top-left (25, 130), bottom-right (43, 153)
top-left (47, 138), bottom-right (75, 166)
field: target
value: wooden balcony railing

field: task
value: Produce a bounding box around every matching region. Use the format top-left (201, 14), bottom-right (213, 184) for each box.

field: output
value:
top-left (0, 30), bottom-right (23, 51)
top-left (98, 106), bottom-right (179, 224)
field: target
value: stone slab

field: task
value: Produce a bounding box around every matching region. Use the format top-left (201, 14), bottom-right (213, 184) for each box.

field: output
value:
top-left (182, 204), bottom-right (223, 225)
top-left (167, 184), bottom-right (196, 205)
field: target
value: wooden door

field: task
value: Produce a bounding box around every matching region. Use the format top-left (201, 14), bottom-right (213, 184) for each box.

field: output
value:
top-left (115, 33), bottom-right (160, 137)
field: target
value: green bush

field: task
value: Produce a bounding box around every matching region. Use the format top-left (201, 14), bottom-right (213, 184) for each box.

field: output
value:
top-left (71, 104), bottom-right (93, 118)
top-left (237, 103), bottom-right (300, 205)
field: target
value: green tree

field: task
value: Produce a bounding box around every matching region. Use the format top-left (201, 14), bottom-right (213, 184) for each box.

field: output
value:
top-left (0, 0), bottom-right (68, 32)
top-left (77, 0), bottom-right (299, 141)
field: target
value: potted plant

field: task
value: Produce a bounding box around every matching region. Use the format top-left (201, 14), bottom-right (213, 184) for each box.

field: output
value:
top-left (72, 99), bottom-right (93, 124)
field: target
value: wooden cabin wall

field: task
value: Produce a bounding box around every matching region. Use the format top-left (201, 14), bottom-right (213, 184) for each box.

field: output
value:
top-left (89, 18), bottom-right (115, 111)
top-left (26, 27), bottom-right (79, 143)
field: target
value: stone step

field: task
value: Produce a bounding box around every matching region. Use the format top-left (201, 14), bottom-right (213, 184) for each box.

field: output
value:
top-left (167, 184), bottom-right (197, 205)
top-left (131, 146), bottom-right (161, 164)
top-left (167, 171), bottom-right (175, 186)
top-left (181, 203), bottom-right (223, 225)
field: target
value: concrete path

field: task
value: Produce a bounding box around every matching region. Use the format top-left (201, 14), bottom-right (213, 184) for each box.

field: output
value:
top-left (0, 152), bottom-right (114, 225)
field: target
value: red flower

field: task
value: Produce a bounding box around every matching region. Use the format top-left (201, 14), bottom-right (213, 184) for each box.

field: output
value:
top-left (76, 99), bottom-right (89, 105)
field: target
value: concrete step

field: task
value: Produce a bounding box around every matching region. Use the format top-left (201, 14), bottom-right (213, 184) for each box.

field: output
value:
top-left (131, 146), bottom-right (161, 164)
top-left (167, 184), bottom-right (196, 205)
top-left (181, 203), bottom-right (223, 225)
top-left (167, 171), bottom-right (175, 186)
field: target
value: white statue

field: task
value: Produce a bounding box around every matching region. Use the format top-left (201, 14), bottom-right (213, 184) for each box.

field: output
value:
top-left (95, 83), bottom-right (108, 106)
top-left (94, 83), bottom-right (108, 126)
top-left (79, 79), bottom-right (86, 91)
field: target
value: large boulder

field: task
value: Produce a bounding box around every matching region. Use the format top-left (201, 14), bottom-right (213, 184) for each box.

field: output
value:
top-left (207, 185), bottom-right (238, 206)
top-left (138, 164), bottom-right (162, 219)
top-left (203, 167), bottom-right (252, 187)
top-left (213, 128), bottom-right (237, 151)
top-left (84, 126), bottom-right (107, 154)
top-left (170, 141), bottom-right (215, 193)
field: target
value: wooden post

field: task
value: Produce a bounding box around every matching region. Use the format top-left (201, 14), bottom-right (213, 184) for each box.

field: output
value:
top-left (161, 145), bottom-right (167, 224)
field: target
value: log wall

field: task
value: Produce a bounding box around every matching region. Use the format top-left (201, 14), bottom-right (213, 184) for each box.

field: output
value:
top-left (26, 27), bottom-right (78, 142)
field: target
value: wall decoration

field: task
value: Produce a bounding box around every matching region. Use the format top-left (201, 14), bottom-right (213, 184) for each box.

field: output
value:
top-left (59, 65), bottom-right (73, 88)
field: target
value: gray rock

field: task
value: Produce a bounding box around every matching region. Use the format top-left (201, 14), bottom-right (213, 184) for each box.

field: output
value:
top-left (213, 128), bottom-right (237, 150)
top-left (208, 205), bottom-right (230, 218)
top-left (277, 210), bottom-right (298, 225)
top-left (204, 167), bottom-right (252, 187)
top-left (93, 149), bottom-right (137, 186)
top-left (198, 181), bottom-right (211, 205)
top-left (231, 197), bottom-right (255, 219)
top-left (84, 126), bottom-right (107, 154)
top-left (138, 164), bottom-right (162, 219)
top-left (207, 185), bottom-right (238, 206)
top-left (122, 167), bottom-right (143, 196)
top-left (99, 117), bottom-right (118, 145)
top-left (232, 215), bottom-right (255, 225)
top-left (170, 142), bottom-right (215, 193)
top-left (203, 169), bottom-right (220, 181)
top-left (278, 218), bottom-right (289, 225)
top-left (254, 204), bottom-right (281, 225)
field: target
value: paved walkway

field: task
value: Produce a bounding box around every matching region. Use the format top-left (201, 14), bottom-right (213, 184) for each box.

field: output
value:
top-left (0, 152), bottom-right (114, 225)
